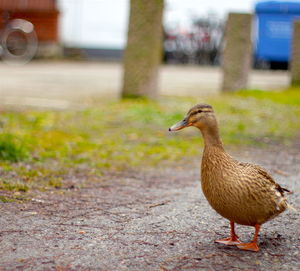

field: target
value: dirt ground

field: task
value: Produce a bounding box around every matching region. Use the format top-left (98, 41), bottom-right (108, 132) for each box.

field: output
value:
top-left (1, 140), bottom-right (300, 271)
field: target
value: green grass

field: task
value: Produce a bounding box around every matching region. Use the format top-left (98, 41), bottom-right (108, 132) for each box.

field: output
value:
top-left (0, 195), bottom-right (17, 203)
top-left (237, 87), bottom-right (300, 106)
top-left (0, 87), bottom-right (300, 193)
top-left (0, 179), bottom-right (29, 192)
top-left (0, 133), bottom-right (29, 162)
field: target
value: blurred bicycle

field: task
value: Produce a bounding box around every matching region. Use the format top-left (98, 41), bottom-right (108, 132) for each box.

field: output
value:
top-left (0, 11), bottom-right (38, 64)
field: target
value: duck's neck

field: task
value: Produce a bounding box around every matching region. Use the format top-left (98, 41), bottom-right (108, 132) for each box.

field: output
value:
top-left (200, 125), bottom-right (224, 151)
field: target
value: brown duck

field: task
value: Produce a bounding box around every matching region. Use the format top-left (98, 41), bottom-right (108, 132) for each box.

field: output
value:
top-left (169, 103), bottom-right (290, 252)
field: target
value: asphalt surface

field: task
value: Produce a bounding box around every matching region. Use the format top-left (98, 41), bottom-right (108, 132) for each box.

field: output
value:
top-left (1, 144), bottom-right (299, 271)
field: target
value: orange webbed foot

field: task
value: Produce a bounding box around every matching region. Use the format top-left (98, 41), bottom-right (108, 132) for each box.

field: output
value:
top-left (237, 242), bottom-right (260, 252)
top-left (215, 236), bottom-right (241, 245)
top-left (216, 221), bottom-right (241, 245)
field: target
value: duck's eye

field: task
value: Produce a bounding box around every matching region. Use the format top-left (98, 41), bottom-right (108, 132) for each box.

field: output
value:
top-left (190, 109), bottom-right (202, 116)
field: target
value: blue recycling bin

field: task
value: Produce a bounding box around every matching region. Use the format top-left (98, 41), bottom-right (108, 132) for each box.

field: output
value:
top-left (255, 1), bottom-right (300, 64)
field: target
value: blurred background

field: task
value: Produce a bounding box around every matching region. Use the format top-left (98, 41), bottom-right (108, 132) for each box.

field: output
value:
top-left (0, 0), bottom-right (298, 67)
top-left (58, 0), bottom-right (298, 69)
top-left (1, 0), bottom-right (300, 104)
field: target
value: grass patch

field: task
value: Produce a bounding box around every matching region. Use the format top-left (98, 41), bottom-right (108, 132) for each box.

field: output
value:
top-left (0, 193), bottom-right (28, 203)
top-left (0, 179), bottom-right (29, 192)
top-left (48, 177), bottom-right (63, 189)
top-left (0, 88), bottom-right (299, 193)
top-left (0, 134), bottom-right (29, 162)
top-left (0, 195), bottom-right (16, 203)
top-left (237, 87), bottom-right (300, 106)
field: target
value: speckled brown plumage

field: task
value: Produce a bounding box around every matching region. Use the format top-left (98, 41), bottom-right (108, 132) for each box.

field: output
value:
top-left (169, 103), bottom-right (290, 252)
top-left (201, 146), bottom-right (288, 226)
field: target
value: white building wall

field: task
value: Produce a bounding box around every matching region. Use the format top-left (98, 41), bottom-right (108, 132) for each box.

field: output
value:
top-left (58, 0), bottom-right (129, 49)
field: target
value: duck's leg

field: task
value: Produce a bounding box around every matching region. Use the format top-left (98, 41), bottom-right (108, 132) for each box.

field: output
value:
top-left (215, 221), bottom-right (241, 245)
top-left (236, 224), bottom-right (260, 252)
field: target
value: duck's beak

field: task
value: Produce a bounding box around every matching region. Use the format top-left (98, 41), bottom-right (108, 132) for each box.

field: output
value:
top-left (168, 118), bottom-right (190, 131)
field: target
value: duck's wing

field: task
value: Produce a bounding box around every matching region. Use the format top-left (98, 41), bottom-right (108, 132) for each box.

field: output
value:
top-left (237, 161), bottom-right (290, 195)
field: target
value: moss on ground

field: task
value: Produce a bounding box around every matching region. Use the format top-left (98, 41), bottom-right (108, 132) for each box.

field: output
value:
top-left (0, 88), bottom-right (299, 194)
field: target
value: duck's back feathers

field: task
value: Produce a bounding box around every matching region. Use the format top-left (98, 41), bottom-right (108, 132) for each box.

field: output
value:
top-left (238, 162), bottom-right (290, 195)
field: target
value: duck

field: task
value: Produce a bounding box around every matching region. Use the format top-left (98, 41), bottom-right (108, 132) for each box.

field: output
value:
top-left (169, 103), bottom-right (290, 252)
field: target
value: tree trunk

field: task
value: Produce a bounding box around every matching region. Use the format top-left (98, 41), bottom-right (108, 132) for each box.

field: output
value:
top-left (122, 0), bottom-right (164, 99)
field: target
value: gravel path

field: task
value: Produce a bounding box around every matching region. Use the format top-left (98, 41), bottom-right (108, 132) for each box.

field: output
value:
top-left (1, 144), bottom-right (300, 271)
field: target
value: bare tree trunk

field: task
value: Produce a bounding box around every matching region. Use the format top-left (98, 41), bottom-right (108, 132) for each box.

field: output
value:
top-left (122, 0), bottom-right (164, 99)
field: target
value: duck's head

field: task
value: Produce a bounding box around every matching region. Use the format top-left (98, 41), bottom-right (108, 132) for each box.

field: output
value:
top-left (169, 103), bottom-right (215, 132)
